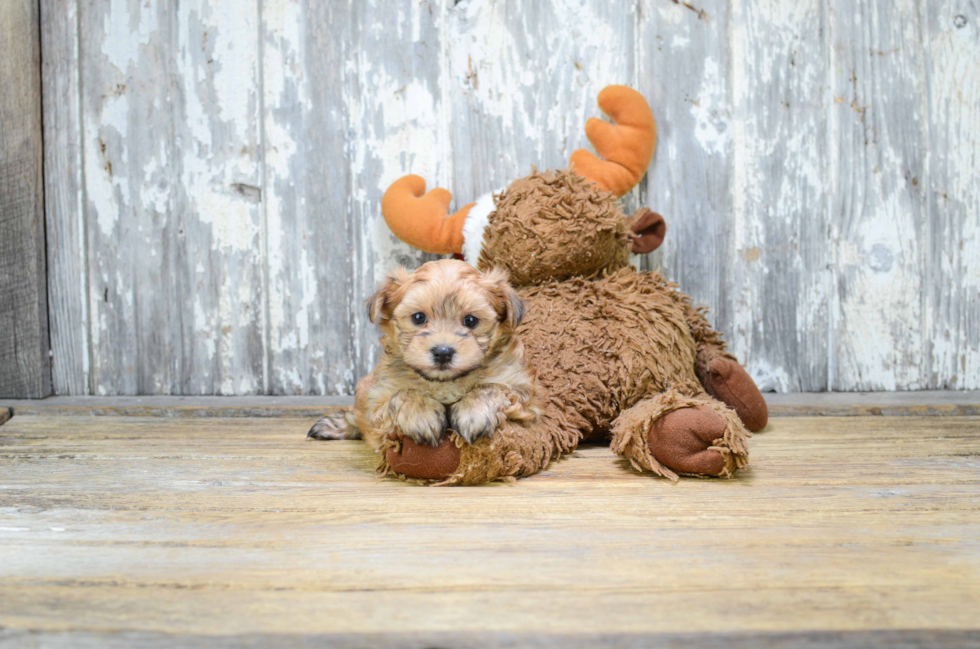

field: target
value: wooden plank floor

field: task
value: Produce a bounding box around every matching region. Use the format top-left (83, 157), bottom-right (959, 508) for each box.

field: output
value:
top-left (1, 413), bottom-right (979, 646)
top-left (4, 390), bottom-right (980, 418)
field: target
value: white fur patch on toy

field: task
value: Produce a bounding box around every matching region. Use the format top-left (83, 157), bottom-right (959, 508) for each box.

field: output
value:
top-left (462, 190), bottom-right (499, 266)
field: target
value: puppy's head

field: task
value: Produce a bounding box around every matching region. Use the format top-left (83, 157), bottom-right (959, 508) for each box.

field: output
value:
top-left (368, 259), bottom-right (524, 382)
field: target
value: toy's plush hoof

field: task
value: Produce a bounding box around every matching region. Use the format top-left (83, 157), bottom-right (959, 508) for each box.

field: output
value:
top-left (385, 435), bottom-right (460, 481)
top-left (647, 406), bottom-right (728, 476)
top-left (703, 358), bottom-right (769, 431)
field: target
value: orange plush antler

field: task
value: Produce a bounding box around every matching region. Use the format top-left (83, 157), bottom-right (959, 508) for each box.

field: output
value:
top-left (381, 175), bottom-right (473, 254)
top-left (569, 85), bottom-right (657, 198)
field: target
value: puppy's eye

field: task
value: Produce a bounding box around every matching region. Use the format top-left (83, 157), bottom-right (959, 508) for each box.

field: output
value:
top-left (411, 312), bottom-right (427, 326)
top-left (462, 315), bottom-right (479, 329)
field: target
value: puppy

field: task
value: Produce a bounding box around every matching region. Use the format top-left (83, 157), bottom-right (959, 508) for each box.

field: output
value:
top-left (308, 259), bottom-right (539, 450)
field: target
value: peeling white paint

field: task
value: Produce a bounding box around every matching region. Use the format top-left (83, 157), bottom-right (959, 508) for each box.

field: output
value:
top-left (263, 0), bottom-right (315, 393)
top-left (923, 0), bottom-right (980, 389)
top-left (748, 358), bottom-right (792, 393)
top-left (85, 100), bottom-right (129, 238)
top-left (50, 0), bottom-right (980, 396)
top-left (344, 36), bottom-right (451, 372)
top-left (100, 0), bottom-right (158, 74)
top-left (691, 58), bottom-right (728, 156)
top-left (177, 1), bottom-right (262, 254)
top-left (447, 0), bottom-right (630, 187)
top-left (828, 0), bottom-right (932, 391)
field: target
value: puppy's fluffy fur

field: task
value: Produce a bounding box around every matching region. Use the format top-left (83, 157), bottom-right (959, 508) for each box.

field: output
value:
top-left (308, 259), bottom-right (539, 449)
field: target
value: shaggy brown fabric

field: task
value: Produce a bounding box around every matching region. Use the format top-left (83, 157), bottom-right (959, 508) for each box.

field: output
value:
top-left (610, 388), bottom-right (749, 480)
top-left (478, 168), bottom-right (630, 285)
top-left (441, 408), bottom-right (577, 486)
top-left (517, 268), bottom-right (700, 439)
top-left (685, 301), bottom-right (736, 372)
top-left (378, 402), bottom-right (577, 486)
top-left (383, 169), bottom-right (759, 484)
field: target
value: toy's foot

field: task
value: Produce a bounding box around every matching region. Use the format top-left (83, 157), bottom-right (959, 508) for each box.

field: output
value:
top-left (611, 390), bottom-right (750, 480)
top-left (385, 434), bottom-right (461, 481)
top-left (647, 406), bottom-right (728, 476)
top-left (703, 357), bottom-right (769, 431)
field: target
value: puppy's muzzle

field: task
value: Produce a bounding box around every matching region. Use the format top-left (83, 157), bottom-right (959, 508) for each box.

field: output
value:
top-left (430, 345), bottom-right (456, 367)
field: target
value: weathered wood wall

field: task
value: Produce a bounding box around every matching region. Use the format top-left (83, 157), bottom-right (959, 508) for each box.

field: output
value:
top-left (38, 0), bottom-right (979, 396)
top-left (1, 0), bottom-right (50, 398)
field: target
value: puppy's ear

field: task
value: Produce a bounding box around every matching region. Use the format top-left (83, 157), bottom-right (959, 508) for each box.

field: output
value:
top-left (484, 267), bottom-right (526, 331)
top-left (368, 267), bottom-right (409, 324)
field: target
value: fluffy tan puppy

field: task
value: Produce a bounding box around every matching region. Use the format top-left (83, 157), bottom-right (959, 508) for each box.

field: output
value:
top-left (308, 259), bottom-right (539, 451)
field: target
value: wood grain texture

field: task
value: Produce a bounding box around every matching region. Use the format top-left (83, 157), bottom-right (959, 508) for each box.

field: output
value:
top-left (2, 391), bottom-right (979, 418)
top-left (637, 0), bottom-right (731, 321)
top-left (41, 0), bottom-right (89, 396)
top-left (731, 0), bottom-right (832, 392)
top-left (36, 0), bottom-right (980, 395)
top-left (446, 0), bottom-right (636, 201)
top-left (3, 629), bottom-right (980, 649)
top-left (77, 0), bottom-right (172, 395)
top-left (1, 414), bottom-right (979, 640)
top-left (261, 0), bottom-right (353, 395)
top-left (830, 0), bottom-right (930, 390)
top-left (922, 1), bottom-right (980, 389)
top-left (172, 0), bottom-right (267, 395)
top-left (0, 0), bottom-right (50, 399)
top-left (73, 0), bottom-right (267, 396)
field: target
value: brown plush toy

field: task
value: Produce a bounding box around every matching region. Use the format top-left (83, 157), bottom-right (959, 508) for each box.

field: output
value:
top-left (378, 86), bottom-right (768, 485)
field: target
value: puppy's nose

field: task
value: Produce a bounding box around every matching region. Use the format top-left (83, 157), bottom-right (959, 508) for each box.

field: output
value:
top-left (430, 345), bottom-right (455, 365)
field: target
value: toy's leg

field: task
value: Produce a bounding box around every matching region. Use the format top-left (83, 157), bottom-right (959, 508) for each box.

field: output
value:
top-left (380, 408), bottom-right (579, 486)
top-left (685, 303), bottom-right (768, 431)
top-left (611, 388), bottom-right (749, 480)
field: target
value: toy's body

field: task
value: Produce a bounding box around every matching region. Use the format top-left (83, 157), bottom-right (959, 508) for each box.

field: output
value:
top-left (521, 268), bottom-right (702, 442)
top-left (370, 86), bottom-right (768, 485)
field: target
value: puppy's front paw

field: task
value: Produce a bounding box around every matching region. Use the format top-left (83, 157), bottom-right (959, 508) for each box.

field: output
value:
top-left (451, 407), bottom-right (504, 444)
top-left (398, 407), bottom-right (447, 446)
top-left (390, 392), bottom-right (447, 446)
top-left (450, 389), bottom-right (509, 444)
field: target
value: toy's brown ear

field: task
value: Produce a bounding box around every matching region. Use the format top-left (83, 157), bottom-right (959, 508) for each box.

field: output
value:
top-left (367, 267), bottom-right (410, 324)
top-left (484, 267), bottom-right (526, 330)
top-left (627, 208), bottom-right (666, 254)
